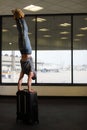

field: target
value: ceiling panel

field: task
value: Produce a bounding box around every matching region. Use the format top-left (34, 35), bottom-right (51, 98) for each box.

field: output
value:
top-left (0, 0), bottom-right (87, 16)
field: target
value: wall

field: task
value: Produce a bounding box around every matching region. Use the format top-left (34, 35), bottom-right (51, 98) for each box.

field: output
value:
top-left (0, 85), bottom-right (87, 96)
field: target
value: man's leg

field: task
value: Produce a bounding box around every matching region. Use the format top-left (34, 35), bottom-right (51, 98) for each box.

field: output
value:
top-left (18, 71), bottom-right (24, 91)
top-left (27, 72), bottom-right (34, 92)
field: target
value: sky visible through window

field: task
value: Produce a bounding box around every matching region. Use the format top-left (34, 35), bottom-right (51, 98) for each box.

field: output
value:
top-left (2, 50), bottom-right (87, 66)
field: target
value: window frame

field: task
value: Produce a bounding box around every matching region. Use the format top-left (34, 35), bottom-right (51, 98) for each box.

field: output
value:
top-left (0, 13), bottom-right (87, 86)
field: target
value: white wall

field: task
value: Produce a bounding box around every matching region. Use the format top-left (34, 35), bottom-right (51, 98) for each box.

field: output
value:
top-left (0, 85), bottom-right (87, 96)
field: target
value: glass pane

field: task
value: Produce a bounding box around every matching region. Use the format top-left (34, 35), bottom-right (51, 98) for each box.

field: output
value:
top-left (37, 16), bottom-right (71, 83)
top-left (73, 15), bottom-right (87, 83)
top-left (2, 16), bottom-right (35, 83)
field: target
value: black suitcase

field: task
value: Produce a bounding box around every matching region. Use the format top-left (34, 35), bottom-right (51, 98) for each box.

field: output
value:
top-left (16, 90), bottom-right (39, 124)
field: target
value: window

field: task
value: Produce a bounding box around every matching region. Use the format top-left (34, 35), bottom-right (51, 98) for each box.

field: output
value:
top-left (1, 14), bottom-right (87, 85)
top-left (37, 16), bottom-right (71, 83)
top-left (73, 15), bottom-right (87, 83)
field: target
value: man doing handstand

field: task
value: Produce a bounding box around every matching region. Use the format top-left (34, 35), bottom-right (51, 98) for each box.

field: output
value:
top-left (12, 9), bottom-right (36, 92)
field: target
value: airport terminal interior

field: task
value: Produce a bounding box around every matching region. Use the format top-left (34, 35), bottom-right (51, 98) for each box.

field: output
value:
top-left (0, 0), bottom-right (87, 129)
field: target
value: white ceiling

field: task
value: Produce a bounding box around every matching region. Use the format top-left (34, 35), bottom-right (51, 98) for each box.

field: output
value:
top-left (0, 0), bottom-right (87, 15)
